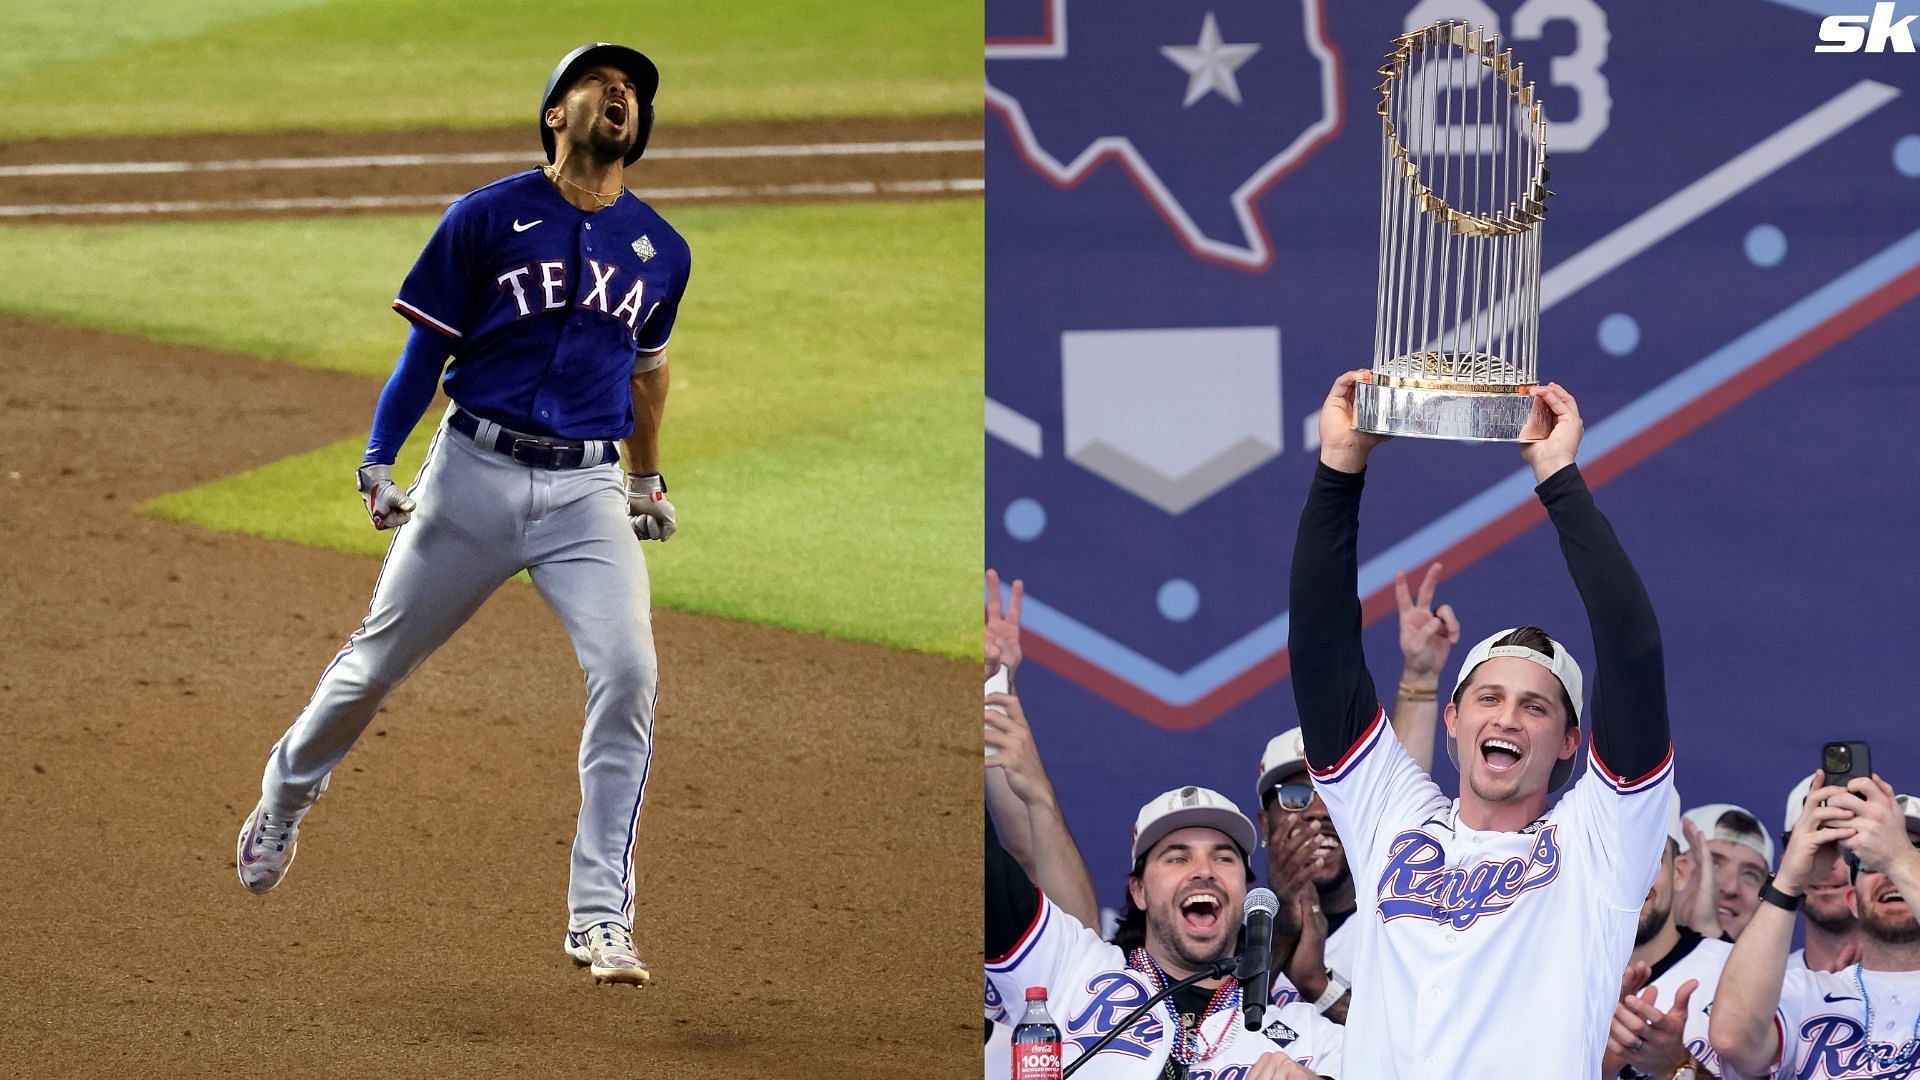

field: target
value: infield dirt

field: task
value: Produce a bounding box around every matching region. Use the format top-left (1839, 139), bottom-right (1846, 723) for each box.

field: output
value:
top-left (0, 116), bottom-right (979, 1078)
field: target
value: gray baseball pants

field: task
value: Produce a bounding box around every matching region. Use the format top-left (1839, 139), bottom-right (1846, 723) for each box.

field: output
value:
top-left (258, 409), bottom-right (659, 932)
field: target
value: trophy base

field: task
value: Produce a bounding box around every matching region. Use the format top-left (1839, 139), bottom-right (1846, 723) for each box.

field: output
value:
top-left (1353, 378), bottom-right (1550, 442)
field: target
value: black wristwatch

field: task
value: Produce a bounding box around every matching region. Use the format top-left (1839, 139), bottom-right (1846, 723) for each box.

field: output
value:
top-left (1760, 873), bottom-right (1804, 912)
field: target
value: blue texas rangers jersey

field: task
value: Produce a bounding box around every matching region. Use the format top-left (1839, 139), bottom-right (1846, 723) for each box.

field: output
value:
top-left (392, 170), bottom-right (691, 439)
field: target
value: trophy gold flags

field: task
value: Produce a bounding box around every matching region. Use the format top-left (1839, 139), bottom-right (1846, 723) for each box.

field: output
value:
top-left (1354, 21), bottom-right (1553, 442)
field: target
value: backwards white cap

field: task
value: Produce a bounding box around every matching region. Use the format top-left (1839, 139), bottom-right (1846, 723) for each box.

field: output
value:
top-left (1784, 772), bottom-right (1920, 837)
top-left (1132, 786), bottom-right (1259, 865)
top-left (1683, 803), bottom-right (1774, 869)
top-left (1448, 627), bottom-right (1587, 792)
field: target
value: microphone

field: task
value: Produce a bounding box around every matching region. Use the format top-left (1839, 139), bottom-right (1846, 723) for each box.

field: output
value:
top-left (1236, 887), bottom-right (1279, 1032)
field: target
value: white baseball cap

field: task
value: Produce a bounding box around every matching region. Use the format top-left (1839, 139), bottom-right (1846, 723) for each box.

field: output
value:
top-left (1131, 786), bottom-right (1259, 865)
top-left (1784, 773), bottom-right (1920, 836)
top-left (1683, 803), bottom-right (1774, 868)
top-left (1783, 772), bottom-right (1817, 835)
top-left (1255, 727), bottom-right (1310, 805)
top-left (1448, 627), bottom-right (1587, 793)
top-left (1901, 794), bottom-right (1920, 836)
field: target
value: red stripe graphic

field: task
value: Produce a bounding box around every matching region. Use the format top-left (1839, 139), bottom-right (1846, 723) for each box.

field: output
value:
top-left (1028, 261), bottom-right (1920, 731)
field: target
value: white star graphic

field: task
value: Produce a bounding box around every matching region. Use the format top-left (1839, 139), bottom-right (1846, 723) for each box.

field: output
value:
top-left (1160, 12), bottom-right (1262, 108)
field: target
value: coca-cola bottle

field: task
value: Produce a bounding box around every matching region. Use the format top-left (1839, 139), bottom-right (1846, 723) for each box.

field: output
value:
top-left (1012, 986), bottom-right (1063, 1080)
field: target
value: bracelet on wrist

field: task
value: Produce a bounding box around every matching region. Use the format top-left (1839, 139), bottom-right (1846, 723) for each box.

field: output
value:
top-left (1397, 681), bottom-right (1438, 703)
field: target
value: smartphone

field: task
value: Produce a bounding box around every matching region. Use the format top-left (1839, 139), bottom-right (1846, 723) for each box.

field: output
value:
top-left (985, 667), bottom-right (1010, 758)
top-left (1823, 740), bottom-right (1872, 790)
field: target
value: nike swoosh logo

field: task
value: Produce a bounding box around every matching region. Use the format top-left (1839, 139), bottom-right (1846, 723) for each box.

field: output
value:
top-left (1824, 993), bottom-right (1862, 1003)
top-left (512, 219), bottom-right (542, 232)
top-left (239, 818), bottom-right (263, 864)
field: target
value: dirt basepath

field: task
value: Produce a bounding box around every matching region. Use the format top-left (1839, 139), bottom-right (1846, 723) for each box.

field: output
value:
top-left (0, 314), bottom-right (978, 1077)
top-left (0, 115), bottom-right (982, 221)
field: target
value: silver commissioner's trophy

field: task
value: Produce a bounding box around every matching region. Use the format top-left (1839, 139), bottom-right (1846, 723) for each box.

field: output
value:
top-left (1354, 21), bottom-right (1554, 442)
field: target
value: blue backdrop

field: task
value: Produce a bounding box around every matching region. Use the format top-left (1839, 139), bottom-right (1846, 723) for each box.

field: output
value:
top-left (985, 0), bottom-right (1920, 914)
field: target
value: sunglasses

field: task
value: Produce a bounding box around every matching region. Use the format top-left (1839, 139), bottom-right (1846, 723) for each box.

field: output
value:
top-left (1263, 780), bottom-right (1316, 812)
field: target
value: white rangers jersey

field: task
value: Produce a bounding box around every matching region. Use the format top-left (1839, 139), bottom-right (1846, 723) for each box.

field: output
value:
top-left (1645, 931), bottom-right (1733, 1077)
top-left (1308, 709), bottom-right (1674, 1076)
top-left (986, 894), bottom-right (1345, 1079)
top-left (1768, 964), bottom-right (1920, 1079)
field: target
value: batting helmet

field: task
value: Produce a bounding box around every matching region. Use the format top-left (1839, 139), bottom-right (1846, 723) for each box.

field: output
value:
top-left (541, 42), bottom-right (659, 167)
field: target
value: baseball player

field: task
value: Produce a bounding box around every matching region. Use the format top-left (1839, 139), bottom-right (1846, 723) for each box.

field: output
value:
top-left (1256, 564), bottom-right (1459, 1019)
top-left (1681, 802), bottom-right (1774, 942)
top-left (987, 787), bottom-right (1345, 1078)
top-left (233, 43), bottom-right (691, 987)
top-left (1289, 372), bottom-right (1675, 1074)
top-left (1785, 772), bottom-right (1867, 972)
top-left (1710, 773), bottom-right (1920, 1079)
top-left (1600, 792), bottom-right (1727, 1079)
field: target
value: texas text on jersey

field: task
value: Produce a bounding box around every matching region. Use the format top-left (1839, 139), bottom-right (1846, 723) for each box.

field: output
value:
top-left (394, 168), bottom-right (690, 439)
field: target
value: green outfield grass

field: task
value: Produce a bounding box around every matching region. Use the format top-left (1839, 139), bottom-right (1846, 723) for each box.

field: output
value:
top-left (0, 200), bottom-right (980, 658)
top-left (0, 0), bottom-right (980, 139)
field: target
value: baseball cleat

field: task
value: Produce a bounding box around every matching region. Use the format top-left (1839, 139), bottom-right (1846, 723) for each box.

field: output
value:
top-left (564, 923), bottom-right (653, 986)
top-left (235, 800), bottom-right (312, 894)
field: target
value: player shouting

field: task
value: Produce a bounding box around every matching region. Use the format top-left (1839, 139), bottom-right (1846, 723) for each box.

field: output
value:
top-left (987, 787), bottom-right (1343, 1077)
top-left (234, 43), bottom-right (690, 988)
top-left (1289, 371), bottom-right (1675, 1074)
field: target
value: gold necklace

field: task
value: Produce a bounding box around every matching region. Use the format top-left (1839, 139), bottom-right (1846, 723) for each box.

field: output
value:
top-left (543, 165), bottom-right (622, 209)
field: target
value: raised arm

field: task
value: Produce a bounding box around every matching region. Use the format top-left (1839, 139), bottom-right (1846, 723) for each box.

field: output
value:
top-left (985, 691), bottom-right (1101, 929)
top-left (1291, 371), bottom-right (1391, 771)
top-left (1389, 562), bottom-right (1458, 774)
top-left (985, 813), bottom-right (1044, 962)
top-left (1710, 775), bottom-right (1853, 1076)
top-left (1521, 384), bottom-right (1668, 781)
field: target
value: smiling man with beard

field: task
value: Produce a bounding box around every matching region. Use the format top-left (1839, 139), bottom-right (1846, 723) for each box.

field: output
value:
top-left (1710, 774), bottom-right (1920, 1079)
top-left (987, 787), bottom-right (1344, 1078)
top-left (1288, 372), bottom-right (1675, 1075)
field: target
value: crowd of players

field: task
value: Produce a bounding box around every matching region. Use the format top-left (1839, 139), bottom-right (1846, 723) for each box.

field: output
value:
top-left (990, 568), bottom-right (1920, 1068)
top-left (984, 557), bottom-right (1920, 1079)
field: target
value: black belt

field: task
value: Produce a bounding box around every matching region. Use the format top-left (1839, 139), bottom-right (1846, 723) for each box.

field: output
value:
top-left (449, 408), bottom-right (615, 470)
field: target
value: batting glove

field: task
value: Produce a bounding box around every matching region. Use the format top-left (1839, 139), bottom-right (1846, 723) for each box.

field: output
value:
top-left (356, 462), bottom-right (416, 530)
top-left (626, 472), bottom-right (676, 542)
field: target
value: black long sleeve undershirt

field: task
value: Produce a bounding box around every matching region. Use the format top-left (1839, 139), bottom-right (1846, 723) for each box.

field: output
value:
top-left (1537, 463), bottom-right (1670, 782)
top-left (986, 813), bottom-right (1042, 962)
top-left (1289, 461), bottom-right (1669, 784)
top-left (1290, 464), bottom-right (1383, 774)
